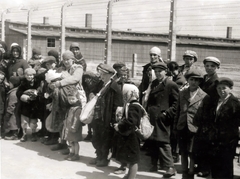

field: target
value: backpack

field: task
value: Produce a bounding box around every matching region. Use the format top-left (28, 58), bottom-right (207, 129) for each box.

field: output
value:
top-left (127, 102), bottom-right (154, 140)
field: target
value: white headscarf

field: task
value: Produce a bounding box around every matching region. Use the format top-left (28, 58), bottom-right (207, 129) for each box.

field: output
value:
top-left (122, 84), bottom-right (139, 103)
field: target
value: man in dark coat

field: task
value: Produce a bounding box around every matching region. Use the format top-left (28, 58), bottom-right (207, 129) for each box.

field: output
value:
top-left (147, 62), bottom-right (179, 178)
top-left (90, 63), bottom-right (123, 167)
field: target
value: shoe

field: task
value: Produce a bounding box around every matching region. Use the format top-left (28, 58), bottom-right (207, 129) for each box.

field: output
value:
top-left (51, 143), bottom-right (68, 151)
top-left (67, 154), bottom-right (80, 161)
top-left (64, 153), bottom-right (74, 160)
top-left (44, 138), bottom-right (58, 145)
top-left (31, 133), bottom-right (37, 142)
top-left (89, 158), bottom-right (99, 165)
top-left (163, 167), bottom-right (176, 178)
top-left (5, 134), bottom-right (18, 140)
top-left (61, 148), bottom-right (70, 155)
top-left (149, 165), bottom-right (158, 172)
top-left (20, 135), bottom-right (27, 142)
top-left (197, 171), bottom-right (210, 177)
top-left (96, 159), bottom-right (109, 167)
top-left (114, 167), bottom-right (126, 175)
top-left (84, 134), bottom-right (92, 141)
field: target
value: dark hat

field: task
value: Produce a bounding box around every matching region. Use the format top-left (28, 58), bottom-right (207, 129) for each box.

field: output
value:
top-left (120, 66), bottom-right (129, 73)
top-left (97, 63), bottom-right (115, 74)
top-left (152, 62), bottom-right (167, 70)
top-left (48, 49), bottom-right (59, 60)
top-left (41, 56), bottom-right (56, 67)
top-left (70, 42), bottom-right (80, 51)
top-left (62, 50), bottom-right (75, 61)
top-left (24, 68), bottom-right (36, 75)
top-left (9, 76), bottom-right (21, 87)
top-left (113, 62), bottom-right (126, 69)
top-left (183, 50), bottom-right (198, 62)
top-left (167, 61), bottom-right (179, 71)
top-left (32, 48), bottom-right (41, 56)
top-left (216, 77), bottom-right (234, 88)
top-left (0, 40), bottom-right (7, 53)
top-left (203, 56), bottom-right (221, 66)
top-left (184, 69), bottom-right (203, 79)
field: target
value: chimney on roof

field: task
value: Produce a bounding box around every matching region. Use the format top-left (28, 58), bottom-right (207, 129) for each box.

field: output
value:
top-left (43, 17), bottom-right (49, 25)
top-left (85, 14), bottom-right (92, 28)
top-left (226, 27), bottom-right (232, 39)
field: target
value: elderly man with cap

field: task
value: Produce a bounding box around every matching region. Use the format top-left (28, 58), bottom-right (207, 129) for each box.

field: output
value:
top-left (90, 63), bottom-right (123, 167)
top-left (179, 50), bottom-right (199, 76)
top-left (138, 46), bottom-right (168, 105)
top-left (174, 69), bottom-right (207, 179)
top-left (147, 62), bottom-right (179, 178)
top-left (193, 77), bottom-right (240, 179)
top-left (69, 42), bottom-right (87, 71)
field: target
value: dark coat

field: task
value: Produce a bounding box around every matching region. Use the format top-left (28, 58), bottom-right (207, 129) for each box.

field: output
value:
top-left (0, 83), bottom-right (6, 115)
top-left (7, 59), bottom-right (29, 80)
top-left (200, 73), bottom-right (218, 99)
top-left (115, 101), bottom-right (143, 164)
top-left (174, 87), bottom-right (207, 133)
top-left (16, 78), bottom-right (41, 118)
top-left (172, 73), bottom-right (187, 89)
top-left (147, 77), bottom-right (179, 143)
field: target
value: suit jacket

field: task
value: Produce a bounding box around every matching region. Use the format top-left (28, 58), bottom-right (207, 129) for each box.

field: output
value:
top-left (174, 87), bottom-right (207, 133)
top-left (147, 77), bottom-right (179, 143)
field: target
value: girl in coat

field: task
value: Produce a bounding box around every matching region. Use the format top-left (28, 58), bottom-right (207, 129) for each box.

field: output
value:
top-left (63, 87), bottom-right (83, 161)
top-left (114, 84), bottom-right (143, 179)
top-left (174, 69), bottom-right (207, 179)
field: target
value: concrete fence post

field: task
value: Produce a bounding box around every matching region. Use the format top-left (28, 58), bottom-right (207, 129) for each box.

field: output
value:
top-left (132, 53), bottom-right (137, 78)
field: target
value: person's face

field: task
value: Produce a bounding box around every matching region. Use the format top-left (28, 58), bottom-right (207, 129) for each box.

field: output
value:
top-left (68, 96), bottom-right (78, 105)
top-left (120, 72), bottom-right (128, 82)
top-left (12, 48), bottom-right (20, 58)
top-left (154, 68), bottom-right (166, 81)
top-left (62, 58), bottom-right (74, 69)
top-left (25, 73), bottom-right (34, 82)
top-left (0, 74), bottom-right (5, 83)
top-left (183, 56), bottom-right (195, 67)
top-left (204, 62), bottom-right (218, 76)
top-left (217, 84), bottom-right (231, 99)
top-left (188, 77), bottom-right (201, 91)
top-left (71, 47), bottom-right (80, 56)
top-left (150, 53), bottom-right (159, 63)
top-left (99, 71), bottom-right (112, 84)
top-left (45, 62), bottom-right (56, 70)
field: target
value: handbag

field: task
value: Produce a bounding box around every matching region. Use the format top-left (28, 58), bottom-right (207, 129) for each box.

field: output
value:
top-left (79, 80), bottom-right (111, 124)
top-left (126, 102), bottom-right (154, 140)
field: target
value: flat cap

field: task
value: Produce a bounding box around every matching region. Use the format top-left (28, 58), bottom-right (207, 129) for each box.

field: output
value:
top-left (183, 50), bottom-right (198, 62)
top-left (152, 62), bottom-right (167, 70)
top-left (113, 62), bottom-right (126, 69)
top-left (203, 56), bottom-right (221, 66)
top-left (184, 69), bottom-right (203, 79)
top-left (62, 50), bottom-right (75, 61)
top-left (97, 63), bottom-right (115, 74)
top-left (216, 77), bottom-right (234, 88)
top-left (42, 56), bottom-right (56, 67)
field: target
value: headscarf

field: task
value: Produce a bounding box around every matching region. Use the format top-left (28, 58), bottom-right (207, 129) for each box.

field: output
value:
top-left (10, 43), bottom-right (22, 61)
top-left (122, 83), bottom-right (139, 103)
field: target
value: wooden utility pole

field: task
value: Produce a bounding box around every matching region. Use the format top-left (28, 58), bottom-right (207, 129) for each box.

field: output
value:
top-left (60, 2), bottom-right (72, 60)
top-left (167, 0), bottom-right (177, 61)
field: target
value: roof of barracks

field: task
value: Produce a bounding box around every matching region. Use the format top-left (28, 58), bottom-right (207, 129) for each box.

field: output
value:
top-left (3, 20), bottom-right (240, 48)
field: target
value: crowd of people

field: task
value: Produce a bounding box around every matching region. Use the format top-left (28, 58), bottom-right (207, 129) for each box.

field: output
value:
top-left (0, 40), bottom-right (240, 179)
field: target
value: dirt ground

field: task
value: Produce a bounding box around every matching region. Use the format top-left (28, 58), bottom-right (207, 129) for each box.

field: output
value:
top-left (1, 125), bottom-right (240, 179)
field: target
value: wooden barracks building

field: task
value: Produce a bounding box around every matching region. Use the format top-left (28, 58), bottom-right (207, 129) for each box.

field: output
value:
top-left (1, 15), bottom-right (240, 66)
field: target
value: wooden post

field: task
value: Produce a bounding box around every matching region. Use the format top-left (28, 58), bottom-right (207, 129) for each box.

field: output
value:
top-left (1, 10), bottom-right (7, 41)
top-left (132, 53), bottom-right (137, 78)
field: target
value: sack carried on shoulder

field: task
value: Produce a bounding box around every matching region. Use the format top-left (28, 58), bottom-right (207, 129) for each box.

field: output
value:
top-left (131, 102), bottom-right (154, 140)
top-left (79, 95), bottom-right (98, 124)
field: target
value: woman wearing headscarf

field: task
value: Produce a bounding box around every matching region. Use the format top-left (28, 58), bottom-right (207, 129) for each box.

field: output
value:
top-left (114, 84), bottom-right (143, 179)
top-left (7, 43), bottom-right (29, 80)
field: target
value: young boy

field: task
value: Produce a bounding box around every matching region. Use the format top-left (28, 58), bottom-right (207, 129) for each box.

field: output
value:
top-left (16, 68), bottom-right (41, 142)
top-left (4, 76), bottom-right (21, 140)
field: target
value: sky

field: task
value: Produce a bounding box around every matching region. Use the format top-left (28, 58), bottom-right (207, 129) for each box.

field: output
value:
top-left (1, 0), bottom-right (240, 38)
